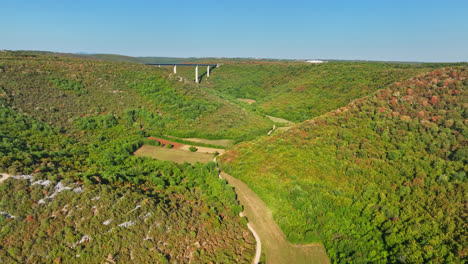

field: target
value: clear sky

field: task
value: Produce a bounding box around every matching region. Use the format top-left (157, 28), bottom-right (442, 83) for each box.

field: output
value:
top-left (1, 0), bottom-right (467, 62)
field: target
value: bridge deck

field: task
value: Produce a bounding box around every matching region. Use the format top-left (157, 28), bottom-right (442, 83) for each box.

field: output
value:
top-left (146, 63), bottom-right (218, 66)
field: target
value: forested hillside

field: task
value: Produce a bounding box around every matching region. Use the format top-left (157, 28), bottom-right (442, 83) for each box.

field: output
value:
top-left (208, 62), bottom-right (455, 122)
top-left (221, 67), bottom-right (468, 263)
top-left (0, 51), bottom-right (270, 141)
top-left (0, 52), bottom-right (257, 263)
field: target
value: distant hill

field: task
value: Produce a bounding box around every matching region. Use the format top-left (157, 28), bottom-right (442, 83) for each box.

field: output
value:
top-left (221, 67), bottom-right (468, 263)
top-left (9, 50), bottom-right (301, 64)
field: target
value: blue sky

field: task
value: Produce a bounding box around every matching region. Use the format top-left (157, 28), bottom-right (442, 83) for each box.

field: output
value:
top-left (1, 0), bottom-right (467, 61)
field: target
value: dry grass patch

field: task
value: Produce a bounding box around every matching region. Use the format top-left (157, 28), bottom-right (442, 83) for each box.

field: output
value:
top-left (134, 145), bottom-right (214, 164)
top-left (179, 145), bottom-right (225, 155)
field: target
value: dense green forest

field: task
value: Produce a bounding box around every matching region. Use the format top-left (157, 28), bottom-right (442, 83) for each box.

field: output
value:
top-left (0, 52), bottom-right (256, 263)
top-left (207, 62), bottom-right (461, 122)
top-left (221, 67), bottom-right (468, 263)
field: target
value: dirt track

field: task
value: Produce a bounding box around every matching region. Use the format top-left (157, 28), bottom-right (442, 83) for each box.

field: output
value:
top-left (220, 171), bottom-right (330, 264)
top-left (0, 173), bottom-right (12, 184)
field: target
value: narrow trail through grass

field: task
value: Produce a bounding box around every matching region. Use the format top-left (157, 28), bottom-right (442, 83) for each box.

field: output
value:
top-left (266, 115), bottom-right (295, 135)
top-left (219, 171), bottom-right (330, 264)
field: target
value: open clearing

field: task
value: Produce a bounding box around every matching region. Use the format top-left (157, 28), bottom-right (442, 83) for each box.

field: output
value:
top-left (139, 137), bottom-right (225, 163)
top-left (167, 136), bottom-right (234, 147)
top-left (266, 115), bottom-right (295, 125)
top-left (134, 145), bottom-right (214, 164)
top-left (220, 171), bottom-right (330, 264)
top-left (276, 126), bottom-right (293, 132)
top-left (237, 98), bottom-right (257, 105)
top-left (266, 115), bottom-right (295, 133)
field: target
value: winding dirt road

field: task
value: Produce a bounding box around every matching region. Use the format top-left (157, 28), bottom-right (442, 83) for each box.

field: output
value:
top-left (220, 171), bottom-right (330, 264)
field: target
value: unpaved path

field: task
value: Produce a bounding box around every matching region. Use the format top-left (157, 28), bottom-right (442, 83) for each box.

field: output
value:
top-left (0, 173), bottom-right (12, 184)
top-left (240, 212), bottom-right (262, 264)
top-left (220, 171), bottom-right (330, 264)
top-left (266, 116), bottom-right (294, 134)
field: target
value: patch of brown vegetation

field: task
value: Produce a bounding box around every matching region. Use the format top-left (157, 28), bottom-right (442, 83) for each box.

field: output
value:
top-left (429, 96), bottom-right (439, 105)
top-left (293, 85), bottom-right (306, 92)
top-left (222, 150), bottom-right (239, 163)
top-left (400, 115), bottom-right (411, 122)
top-left (417, 111), bottom-right (425, 118)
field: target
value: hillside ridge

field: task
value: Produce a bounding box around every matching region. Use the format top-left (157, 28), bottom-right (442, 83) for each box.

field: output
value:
top-left (221, 66), bottom-right (468, 263)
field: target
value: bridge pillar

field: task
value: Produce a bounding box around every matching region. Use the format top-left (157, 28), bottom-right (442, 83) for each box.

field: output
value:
top-left (173, 65), bottom-right (177, 74)
top-left (207, 66), bottom-right (210, 78)
top-left (195, 65), bottom-right (199, 83)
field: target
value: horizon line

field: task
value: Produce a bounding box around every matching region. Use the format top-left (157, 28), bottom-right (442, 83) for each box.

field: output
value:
top-left (4, 49), bottom-right (468, 64)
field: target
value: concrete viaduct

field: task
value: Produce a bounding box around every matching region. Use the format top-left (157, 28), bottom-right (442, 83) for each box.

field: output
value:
top-left (146, 63), bottom-right (219, 83)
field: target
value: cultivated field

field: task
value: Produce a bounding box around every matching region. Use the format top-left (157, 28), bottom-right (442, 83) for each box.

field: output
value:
top-left (134, 145), bottom-right (215, 164)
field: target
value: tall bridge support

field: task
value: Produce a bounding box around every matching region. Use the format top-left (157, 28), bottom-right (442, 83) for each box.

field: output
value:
top-left (146, 63), bottom-right (218, 83)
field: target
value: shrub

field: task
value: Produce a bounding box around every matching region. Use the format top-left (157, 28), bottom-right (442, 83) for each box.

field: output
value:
top-left (189, 146), bottom-right (197, 152)
top-left (166, 143), bottom-right (173, 149)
